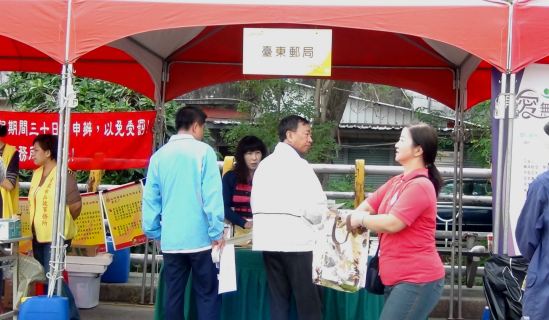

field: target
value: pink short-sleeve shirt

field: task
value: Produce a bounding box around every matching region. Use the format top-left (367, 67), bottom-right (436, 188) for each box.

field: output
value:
top-left (367, 168), bottom-right (445, 286)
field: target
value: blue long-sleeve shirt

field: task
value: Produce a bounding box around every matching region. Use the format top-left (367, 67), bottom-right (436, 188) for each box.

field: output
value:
top-left (142, 134), bottom-right (224, 251)
top-left (516, 170), bottom-right (549, 320)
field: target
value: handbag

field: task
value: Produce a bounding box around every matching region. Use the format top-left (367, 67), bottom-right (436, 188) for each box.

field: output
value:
top-left (365, 240), bottom-right (384, 295)
top-left (365, 174), bottom-right (429, 295)
top-left (312, 209), bottom-right (370, 293)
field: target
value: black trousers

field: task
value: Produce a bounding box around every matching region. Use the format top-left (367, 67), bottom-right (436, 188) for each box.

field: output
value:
top-left (263, 251), bottom-right (323, 320)
top-left (164, 250), bottom-right (221, 320)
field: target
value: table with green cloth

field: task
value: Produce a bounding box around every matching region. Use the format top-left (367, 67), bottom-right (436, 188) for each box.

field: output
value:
top-left (154, 248), bottom-right (384, 320)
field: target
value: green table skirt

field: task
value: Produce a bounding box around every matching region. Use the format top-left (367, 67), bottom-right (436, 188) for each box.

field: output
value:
top-left (154, 249), bottom-right (384, 320)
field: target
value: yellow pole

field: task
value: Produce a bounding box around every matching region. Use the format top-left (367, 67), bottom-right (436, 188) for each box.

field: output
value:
top-left (222, 156), bottom-right (235, 177)
top-left (87, 170), bottom-right (105, 192)
top-left (354, 159), bottom-right (365, 209)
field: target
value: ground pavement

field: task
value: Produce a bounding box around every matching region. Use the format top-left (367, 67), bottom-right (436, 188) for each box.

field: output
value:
top-left (80, 303), bottom-right (154, 320)
top-left (77, 303), bottom-right (472, 320)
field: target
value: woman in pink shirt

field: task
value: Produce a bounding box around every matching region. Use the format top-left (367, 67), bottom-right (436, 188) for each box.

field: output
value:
top-left (347, 122), bottom-right (445, 320)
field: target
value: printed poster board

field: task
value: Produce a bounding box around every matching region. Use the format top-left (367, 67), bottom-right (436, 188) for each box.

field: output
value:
top-left (101, 182), bottom-right (146, 250)
top-left (71, 193), bottom-right (107, 252)
top-left (18, 198), bottom-right (32, 254)
top-left (508, 63), bottom-right (549, 255)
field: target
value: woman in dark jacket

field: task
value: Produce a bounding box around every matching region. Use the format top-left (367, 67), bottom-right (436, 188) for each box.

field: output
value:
top-left (222, 136), bottom-right (268, 232)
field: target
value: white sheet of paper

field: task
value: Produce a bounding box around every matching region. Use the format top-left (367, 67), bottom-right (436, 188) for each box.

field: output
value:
top-left (218, 244), bottom-right (237, 294)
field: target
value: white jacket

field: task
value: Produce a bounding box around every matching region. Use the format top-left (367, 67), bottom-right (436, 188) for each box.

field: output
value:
top-left (251, 142), bottom-right (328, 252)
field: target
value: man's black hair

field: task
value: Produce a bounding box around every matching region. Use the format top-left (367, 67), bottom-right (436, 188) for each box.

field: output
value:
top-left (278, 115), bottom-right (310, 142)
top-left (175, 106), bottom-right (207, 131)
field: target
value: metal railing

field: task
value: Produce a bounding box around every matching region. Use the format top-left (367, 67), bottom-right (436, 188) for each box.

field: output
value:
top-left (18, 158), bottom-right (491, 297)
top-left (126, 253), bottom-right (486, 279)
top-left (18, 162), bottom-right (492, 204)
top-left (324, 191), bottom-right (492, 204)
top-left (304, 163), bottom-right (491, 178)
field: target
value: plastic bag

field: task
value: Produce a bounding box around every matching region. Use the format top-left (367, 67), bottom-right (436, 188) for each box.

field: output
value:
top-left (4, 253), bottom-right (47, 310)
top-left (483, 254), bottom-right (529, 320)
top-left (312, 210), bottom-right (370, 293)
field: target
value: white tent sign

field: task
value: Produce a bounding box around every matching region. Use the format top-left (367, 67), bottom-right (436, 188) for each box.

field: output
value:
top-left (243, 28), bottom-right (332, 76)
top-left (508, 63), bottom-right (549, 255)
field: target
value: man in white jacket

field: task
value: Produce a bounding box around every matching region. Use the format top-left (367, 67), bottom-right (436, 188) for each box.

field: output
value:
top-left (251, 115), bottom-right (327, 320)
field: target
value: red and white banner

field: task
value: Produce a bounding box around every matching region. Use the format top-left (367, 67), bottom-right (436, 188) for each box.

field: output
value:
top-left (0, 111), bottom-right (156, 170)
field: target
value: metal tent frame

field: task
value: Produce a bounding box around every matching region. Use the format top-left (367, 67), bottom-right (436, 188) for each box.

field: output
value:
top-left (41, 1), bottom-right (518, 318)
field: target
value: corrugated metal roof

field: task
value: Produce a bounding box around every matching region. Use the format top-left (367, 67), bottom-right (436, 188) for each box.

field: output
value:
top-left (209, 121), bottom-right (456, 132)
top-left (202, 108), bottom-right (245, 122)
top-left (338, 124), bottom-right (403, 130)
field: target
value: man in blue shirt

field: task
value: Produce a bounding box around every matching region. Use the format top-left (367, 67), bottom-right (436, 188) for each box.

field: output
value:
top-left (515, 121), bottom-right (549, 320)
top-left (143, 106), bottom-right (225, 320)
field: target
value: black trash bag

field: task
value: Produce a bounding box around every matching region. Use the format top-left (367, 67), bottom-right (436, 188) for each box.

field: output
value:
top-left (483, 254), bottom-right (529, 320)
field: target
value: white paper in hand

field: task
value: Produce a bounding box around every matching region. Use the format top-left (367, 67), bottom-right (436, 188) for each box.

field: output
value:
top-left (218, 244), bottom-right (237, 294)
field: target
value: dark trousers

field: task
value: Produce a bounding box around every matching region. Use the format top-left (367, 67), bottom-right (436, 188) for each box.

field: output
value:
top-left (263, 251), bottom-right (322, 320)
top-left (164, 250), bottom-right (221, 320)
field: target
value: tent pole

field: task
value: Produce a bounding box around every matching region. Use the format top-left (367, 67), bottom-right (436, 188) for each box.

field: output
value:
top-left (141, 60), bottom-right (168, 303)
top-left (149, 61), bottom-right (168, 298)
top-left (140, 87), bottom-right (158, 302)
top-left (160, 61), bottom-right (168, 147)
top-left (448, 70), bottom-right (460, 320)
top-left (503, 73), bottom-right (517, 255)
top-left (498, 0), bottom-right (515, 256)
top-left (55, 63), bottom-right (74, 295)
top-left (493, 73), bottom-right (507, 254)
top-left (457, 85), bottom-right (465, 319)
top-left (47, 63), bottom-right (68, 296)
top-left (140, 239), bottom-right (149, 304)
top-left (48, 0), bottom-right (74, 296)
top-left (149, 240), bottom-right (157, 304)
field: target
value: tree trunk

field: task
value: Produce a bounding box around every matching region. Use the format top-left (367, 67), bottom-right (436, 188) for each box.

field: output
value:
top-left (320, 80), bottom-right (333, 124)
top-left (314, 79), bottom-right (322, 122)
top-left (327, 81), bottom-right (354, 124)
top-left (314, 80), bottom-right (354, 188)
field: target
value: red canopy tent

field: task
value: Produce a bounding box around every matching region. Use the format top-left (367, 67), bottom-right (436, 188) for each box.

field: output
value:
top-left (0, 0), bottom-right (514, 315)
top-left (0, 0), bottom-right (66, 72)
top-left (1, 0), bottom-right (510, 110)
top-left (61, 3), bottom-right (513, 317)
top-left (73, 25), bottom-right (496, 109)
top-left (67, 0), bottom-right (510, 110)
top-left (512, 0), bottom-right (549, 73)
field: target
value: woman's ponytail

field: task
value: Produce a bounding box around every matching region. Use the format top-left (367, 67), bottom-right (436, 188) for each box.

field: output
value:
top-left (427, 163), bottom-right (443, 196)
top-left (405, 122), bottom-right (444, 196)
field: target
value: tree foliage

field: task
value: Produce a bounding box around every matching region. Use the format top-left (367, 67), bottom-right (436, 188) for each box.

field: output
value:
top-left (0, 72), bottom-right (156, 113)
top-left (414, 100), bottom-right (492, 167)
top-left (221, 79), bottom-right (340, 164)
top-left (463, 100), bottom-right (492, 167)
top-left (356, 83), bottom-right (412, 108)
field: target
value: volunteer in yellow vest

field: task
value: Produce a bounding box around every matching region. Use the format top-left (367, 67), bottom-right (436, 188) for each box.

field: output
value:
top-left (0, 124), bottom-right (19, 219)
top-left (0, 124), bottom-right (19, 313)
top-left (29, 134), bottom-right (82, 320)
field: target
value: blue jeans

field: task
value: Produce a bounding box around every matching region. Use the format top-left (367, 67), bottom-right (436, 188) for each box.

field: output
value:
top-left (33, 239), bottom-right (81, 320)
top-left (380, 278), bottom-right (444, 320)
